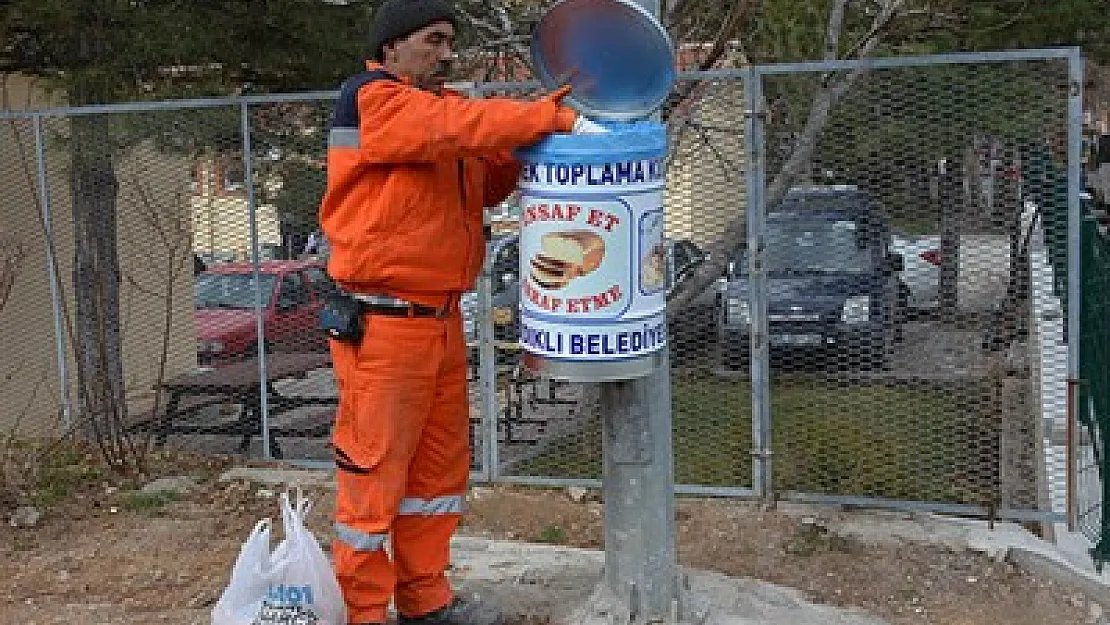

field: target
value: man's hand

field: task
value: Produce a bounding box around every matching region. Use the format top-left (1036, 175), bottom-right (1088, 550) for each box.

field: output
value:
top-left (541, 84), bottom-right (573, 105)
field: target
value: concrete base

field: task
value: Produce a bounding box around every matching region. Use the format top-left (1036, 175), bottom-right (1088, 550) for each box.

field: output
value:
top-left (564, 578), bottom-right (712, 625)
top-left (447, 537), bottom-right (887, 625)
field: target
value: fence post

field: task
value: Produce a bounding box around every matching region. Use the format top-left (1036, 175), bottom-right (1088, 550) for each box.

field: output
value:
top-left (33, 114), bottom-right (74, 431)
top-left (241, 100), bottom-right (272, 460)
top-left (744, 69), bottom-right (773, 504)
top-left (477, 214), bottom-right (499, 482)
top-left (1066, 49), bottom-right (1084, 531)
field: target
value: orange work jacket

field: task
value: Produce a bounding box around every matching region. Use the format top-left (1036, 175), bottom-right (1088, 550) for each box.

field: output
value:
top-left (319, 61), bottom-right (577, 307)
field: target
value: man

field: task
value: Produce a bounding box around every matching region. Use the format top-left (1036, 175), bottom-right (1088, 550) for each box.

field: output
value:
top-left (318, 1), bottom-right (586, 623)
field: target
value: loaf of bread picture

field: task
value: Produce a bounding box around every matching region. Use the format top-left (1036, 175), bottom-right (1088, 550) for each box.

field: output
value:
top-left (641, 243), bottom-right (666, 291)
top-left (529, 255), bottom-right (574, 289)
top-left (529, 230), bottom-right (607, 290)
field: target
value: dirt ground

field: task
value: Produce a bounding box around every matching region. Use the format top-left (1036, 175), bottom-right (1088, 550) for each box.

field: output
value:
top-left (0, 451), bottom-right (1102, 625)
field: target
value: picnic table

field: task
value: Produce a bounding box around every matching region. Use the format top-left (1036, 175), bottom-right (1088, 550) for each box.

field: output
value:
top-left (467, 341), bottom-right (579, 446)
top-left (140, 352), bottom-right (337, 459)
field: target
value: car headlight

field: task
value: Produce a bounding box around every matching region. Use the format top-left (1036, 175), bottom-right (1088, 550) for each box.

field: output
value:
top-left (841, 296), bottom-right (870, 324)
top-left (726, 297), bottom-right (751, 325)
top-left (198, 340), bottom-right (225, 353)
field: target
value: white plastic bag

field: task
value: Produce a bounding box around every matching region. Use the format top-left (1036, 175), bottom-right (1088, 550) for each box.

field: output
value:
top-left (211, 491), bottom-right (346, 625)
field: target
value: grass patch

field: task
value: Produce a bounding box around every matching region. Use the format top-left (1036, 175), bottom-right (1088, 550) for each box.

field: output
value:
top-left (511, 370), bottom-right (996, 505)
top-left (2, 438), bottom-right (107, 509)
top-left (536, 524), bottom-right (568, 544)
top-left (121, 490), bottom-right (177, 515)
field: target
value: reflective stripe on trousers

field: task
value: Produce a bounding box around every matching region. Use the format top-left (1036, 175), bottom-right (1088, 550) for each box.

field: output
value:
top-left (334, 495), bottom-right (465, 552)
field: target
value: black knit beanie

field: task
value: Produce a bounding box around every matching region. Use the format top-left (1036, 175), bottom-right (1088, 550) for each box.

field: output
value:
top-left (369, 0), bottom-right (458, 61)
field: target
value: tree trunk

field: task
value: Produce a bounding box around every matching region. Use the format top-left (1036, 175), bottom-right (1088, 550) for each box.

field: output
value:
top-left (69, 115), bottom-right (130, 465)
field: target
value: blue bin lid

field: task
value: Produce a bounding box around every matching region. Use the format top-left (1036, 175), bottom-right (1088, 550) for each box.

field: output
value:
top-left (515, 120), bottom-right (667, 164)
top-left (531, 0), bottom-right (676, 121)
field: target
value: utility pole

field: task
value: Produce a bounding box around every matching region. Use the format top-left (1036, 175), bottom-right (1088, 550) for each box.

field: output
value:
top-left (591, 0), bottom-right (696, 622)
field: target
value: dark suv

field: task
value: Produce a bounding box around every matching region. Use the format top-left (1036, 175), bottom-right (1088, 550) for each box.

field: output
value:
top-left (715, 186), bottom-right (909, 370)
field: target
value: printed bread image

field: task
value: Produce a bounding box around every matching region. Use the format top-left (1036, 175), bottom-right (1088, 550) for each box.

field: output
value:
top-left (529, 256), bottom-right (574, 289)
top-left (641, 243), bottom-right (666, 291)
top-left (541, 230), bottom-right (605, 274)
top-left (529, 230), bottom-right (606, 290)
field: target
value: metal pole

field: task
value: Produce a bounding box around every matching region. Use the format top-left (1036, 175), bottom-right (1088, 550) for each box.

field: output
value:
top-left (1066, 49), bottom-right (1084, 530)
top-left (744, 70), bottom-right (773, 502)
top-left (33, 115), bottom-right (74, 430)
top-left (242, 101), bottom-right (272, 459)
top-left (599, 358), bottom-right (678, 623)
top-left (593, 0), bottom-right (685, 622)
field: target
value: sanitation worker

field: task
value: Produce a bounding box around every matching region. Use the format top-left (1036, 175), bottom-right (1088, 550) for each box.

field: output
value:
top-left (317, 0), bottom-right (598, 623)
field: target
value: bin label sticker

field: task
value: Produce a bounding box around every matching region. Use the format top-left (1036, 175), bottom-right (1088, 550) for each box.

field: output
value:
top-left (519, 311), bottom-right (667, 361)
top-left (520, 199), bottom-right (632, 320)
top-left (520, 158), bottom-right (666, 187)
top-left (639, 210), bottom-right (666, 295)
top-left (516, 150), bottom-right (668, 362)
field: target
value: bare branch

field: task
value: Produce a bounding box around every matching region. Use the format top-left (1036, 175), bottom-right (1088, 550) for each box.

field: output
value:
top-left (455, 3), bottom-right (533, 77)
top-left (704, 0), bottom-right (755, 70)
top-left (825, 0), bottom-right (849, 61)
top-left (0, 233), bottom-right (25, 312)
top-left (660, 0), bottom-right (754, 120)
top-left (842, 0), bottom-right (905, 61)
top-left (668, 0), bottom-right (906, 313)
top-left (666, 0), bottom-right (692, 29)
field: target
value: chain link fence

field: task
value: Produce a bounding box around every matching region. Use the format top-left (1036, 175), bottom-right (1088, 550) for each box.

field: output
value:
top-left (752, 57), bottom-right (1071, 521)
top-left (0, 49), bottom-right (1090, 536)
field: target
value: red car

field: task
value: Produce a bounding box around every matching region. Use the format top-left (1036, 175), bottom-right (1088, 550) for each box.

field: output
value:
top-left (194, 260), bottom-right (335, 365)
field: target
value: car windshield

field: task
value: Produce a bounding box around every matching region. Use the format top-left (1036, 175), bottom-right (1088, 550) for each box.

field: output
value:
top-left (195, 273), bottom-right (276, 309)
top-left (733, 218), bottom-right (874, 276)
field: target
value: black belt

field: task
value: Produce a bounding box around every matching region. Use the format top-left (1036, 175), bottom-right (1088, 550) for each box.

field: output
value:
top-left (352, 294), bottom-right (457, 318)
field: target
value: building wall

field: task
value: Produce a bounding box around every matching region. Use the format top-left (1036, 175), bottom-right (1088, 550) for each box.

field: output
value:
top-left (0, 75), bottom-right (63, 436)
top-left (190, 156), bottom-right (282, 263)
top-left (665, 79), bottom-right (748, 251)
top-left (0, 73), bottom-right (198, 436)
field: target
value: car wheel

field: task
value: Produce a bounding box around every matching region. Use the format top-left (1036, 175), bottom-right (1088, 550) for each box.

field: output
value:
top-left (895, 284), bottom-right (911, 342)
top-left (713, 333), bottom-right (749, 374)
top-left (869, 323), bottom-right (896, 371)
top-left (245, 339), bottom-right (274, 359)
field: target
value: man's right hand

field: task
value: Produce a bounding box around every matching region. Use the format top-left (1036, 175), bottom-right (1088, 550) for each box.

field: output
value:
top-left (539, 84), bottom-right (579, 133)
top-left (541, 84), bottom-right (572, 105)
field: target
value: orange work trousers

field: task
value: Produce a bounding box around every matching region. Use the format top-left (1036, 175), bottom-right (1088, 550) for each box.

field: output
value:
top-left (328, 309), bottom-right (470, 624)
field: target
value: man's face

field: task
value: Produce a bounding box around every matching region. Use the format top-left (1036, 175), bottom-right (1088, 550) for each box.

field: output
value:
top-left (383, 22), bottom-right (456, 92)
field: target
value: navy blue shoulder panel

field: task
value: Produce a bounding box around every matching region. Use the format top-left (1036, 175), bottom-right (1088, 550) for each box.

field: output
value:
top-left (330, 69), bottom-right (398, 130)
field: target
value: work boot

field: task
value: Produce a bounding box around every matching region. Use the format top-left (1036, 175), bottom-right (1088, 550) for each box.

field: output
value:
top-left (399, 595), bottom-right (505, 625)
